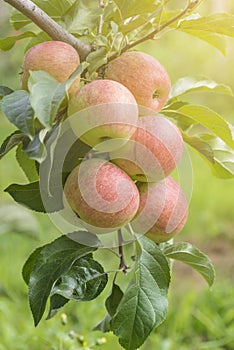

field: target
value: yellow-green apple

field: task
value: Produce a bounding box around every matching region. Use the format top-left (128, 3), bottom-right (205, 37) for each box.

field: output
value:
top-left (67, 79), bottom-right (138, 152)
top-left (63, 158), bottom-right (140, 233)
top-left (110, 115), bottom-right (184, 182)
top-left (132, 176), bottom-right (188, 242)
top-left (105, 51), bottom-right (171, 113)
top-left (21, 41), bottom-right (80, 96)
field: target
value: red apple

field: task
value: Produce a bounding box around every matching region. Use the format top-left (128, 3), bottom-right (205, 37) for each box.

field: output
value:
top-left (67, 79), bottom-right (138, 152)
top-left (21, 41), bottom-right (80, 95)
top-left (105, 51), bottom-right (171, 113)
top-left (111, 115), bottom-right (184, 182)
top-left (132, 176), bottom-right (188, 243)
top-left (63, 158), bottom-right (140, 233)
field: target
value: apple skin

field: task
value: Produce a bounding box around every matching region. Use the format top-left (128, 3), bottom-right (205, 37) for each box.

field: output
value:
top-left (105, 51), bottom-right (171, 113)
top-left (132, 176), bottom-right (188, 243)
top-left (21, 41), bottom-right (80, 95)
top-left (63, 158), bottom-right (140, 233)
top-left (111, 115), bottom-right (184, 182)
top-left (67, 79), bottom-right (138, 152)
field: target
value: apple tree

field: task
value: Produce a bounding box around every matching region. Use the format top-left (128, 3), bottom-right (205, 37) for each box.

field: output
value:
top-left (1, 0), bottom-right (234, 349)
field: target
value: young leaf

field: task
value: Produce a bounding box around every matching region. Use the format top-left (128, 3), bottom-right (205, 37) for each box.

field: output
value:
top-left (0, 131), bottom-right (26, 159)
top-left (111, 236), bottom-right (170, 350)
top-left (0, 32), bottom-right (35, 51)
top-left (4, 181), bottom-right (46, 213)
top-left (62, 0), bottom-right (102, 35)
top-left (51, 257), bottom-right (108, 301)
top-left (0, 86), bottom-right (14, 99)
top-left (16, 144), bottom-right (39, 182)
top-left (163, 242), bottom-right (215, 287)
top-left (10, 0), bottom-right (76, 30)
top-left (170, 76), bottom-right (233, 101)
top-left (114, 0), bottom-right (161, 19)
top-left (28, 232), bottom-right (100, 325)
top-left (1, 90), bottom-right (34, 137)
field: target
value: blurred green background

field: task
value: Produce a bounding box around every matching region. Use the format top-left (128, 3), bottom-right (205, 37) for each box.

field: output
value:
top-left (0, 1), bottom-right (234, 349)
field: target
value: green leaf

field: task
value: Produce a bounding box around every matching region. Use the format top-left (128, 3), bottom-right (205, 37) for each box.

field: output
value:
top-left (51, 257), bottom-right (107, 301)
top-left (24, 32), bottom-right (51, 52)
top-left (47, 295), bottom-right (69, 319)
top-left (0, 32), bottom-right (35, 51)
top-left (114, 0), bottom-right (160, 19)
top-left (29, 64), bottom-right (86, 128)
top-left (0, 86), bottom-right (14, 99)
top-left (28, 71), bottom-right (66, 128)
top-left (86, 47), bottom-right (108, 75)
top-left (0, 131), bottom-right (26, 159)
top-left (111, 236), bottom-right (170, 350)
top-left (62, 0), bottom-right (102, 35)
top-left (163, 242), bottom-right (215, 287)
top-left (28, 232), bottom-right (100, 325)
top-left (170, 76), bottom-right (233, 100)
top-left (1, 90), bottom-right (34, 137)
top-left (23, 131), bottom-right (46, 163)
top-left (164, 105), bottom-right (234, 149)
top-left (94, 283), bottom-right (124, 333)
top-left (187, 131), bottom-right (234, 179)
top-left (16, 144), bottom-right (39, 182)
top-left (4, 181), bottom-right (45, 213)
top-left (177, 13), bottom-right (234, 54)
top-left (106, 283), bottom-right (124, 317)
top-left (10, 0), bottom-right (76, 30)
top-left (22, 247), bottom-right (44, 285)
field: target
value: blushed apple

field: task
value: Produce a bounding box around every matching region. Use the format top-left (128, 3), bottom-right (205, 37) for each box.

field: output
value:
top-left (105, 51), bottom-right (171, 113)
top-left (21, 41), bottom-right (80, 96)
top-left (132, 176), bottom-right (188, 243)
top-left (63, 158), bottom-right (140, 233)
top-left (67, 79), bottom-right (138, 152)
top-left (111, 115), bottom-right (184, 182)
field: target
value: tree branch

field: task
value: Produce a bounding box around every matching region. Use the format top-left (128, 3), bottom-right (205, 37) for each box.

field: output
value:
top-left (109, 0), bottom-right (201, 61)
top-left (3, 0), bottom-right (92, 61)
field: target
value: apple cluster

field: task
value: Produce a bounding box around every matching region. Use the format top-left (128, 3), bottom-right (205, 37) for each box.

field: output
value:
top-left (21, 41), bottom-right (188, 243)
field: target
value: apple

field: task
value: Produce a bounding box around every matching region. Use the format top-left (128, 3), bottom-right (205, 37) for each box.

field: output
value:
top-left (21, 41), bottom-right (80, 96)
top-left (63, 158), bottom-right (140, 233)
top-left (111, 115), bottom-right (184, 182)
top-left (67, 79), bottom-right (138, 152)
top-left (132, 176), bottom-right (188, 243)
top-left (105, 51), bottom-right (171, 113)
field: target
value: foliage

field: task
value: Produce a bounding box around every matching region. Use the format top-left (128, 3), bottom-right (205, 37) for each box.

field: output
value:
top-left (1, 0), bottom-right (234, 349)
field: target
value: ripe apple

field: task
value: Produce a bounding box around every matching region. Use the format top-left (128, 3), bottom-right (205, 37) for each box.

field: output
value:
top-left (21, 41), bottom-right (80, 96)
top-left (63, 158), bottom-right (140, 233)
top-left (111, 115), bottom-right (184, 182)
top-left (67, 79), bottom-right (138, 152)
top-left (132, 176), bottom-right (188, 243)
top-left (105, 51), bottom-right (171, 113)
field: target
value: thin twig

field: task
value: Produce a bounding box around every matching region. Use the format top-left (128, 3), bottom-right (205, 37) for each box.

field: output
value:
top-left (108, 0), bottom-right (201, 61)
top-left (118, 229), bottom-right (128, 274)
top-left (3, 0), bottom-right (92, 61)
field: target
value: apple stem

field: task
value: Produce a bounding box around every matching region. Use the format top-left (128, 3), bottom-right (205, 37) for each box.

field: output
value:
top-left (118, 229), bottom-right (128, 274)
top-left (3, 0), bottom-right (92, 61)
